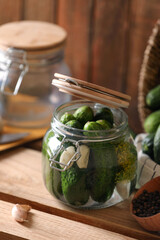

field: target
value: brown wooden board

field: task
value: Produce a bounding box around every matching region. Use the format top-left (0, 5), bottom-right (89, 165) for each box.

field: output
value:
top-left (90, 0), bottom-right (129, 91)
top-left (0, 148), bottom-right (159, 240)
top-left (0, 200), bottom-right (136, 240)
top-left (23, 0), bottom-right (57, 22)
top-left (0, 126), bottom-right (47, 152)
top-left (0, 0), bottom-right (160, 135)
top-left (58, 0), bottom-right (93, 81)
top-left (0, 0), bottom-right (22, 23)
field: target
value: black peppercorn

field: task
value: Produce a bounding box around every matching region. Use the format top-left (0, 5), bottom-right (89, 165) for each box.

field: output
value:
top-left (132, 190), bottom-right (160, 217)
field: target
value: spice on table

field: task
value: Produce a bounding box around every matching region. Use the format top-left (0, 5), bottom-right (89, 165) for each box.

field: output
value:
top-left (132, 190), bottom-right (160, 217)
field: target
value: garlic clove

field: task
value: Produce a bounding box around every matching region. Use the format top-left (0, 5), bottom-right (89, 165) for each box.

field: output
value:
top-left (59, 146), bottom-right (75, 169)
top-left (12, 204), bottom-right (31, 222)
top-left (77, 145), bottom-right (90, 169)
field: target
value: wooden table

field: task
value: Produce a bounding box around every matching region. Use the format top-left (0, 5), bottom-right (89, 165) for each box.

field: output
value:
top-left (0, 139), bottom-right (159, 240)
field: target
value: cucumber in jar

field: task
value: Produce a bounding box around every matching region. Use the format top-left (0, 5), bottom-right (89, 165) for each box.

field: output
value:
top-left (61, 163), bottom-right (89, 206)
top-left (83, 121), bottom-right (117, 202)
top-left (60, 112), bottom-right (75, 124)
top-left (73, 105), bottom-right (94, 125)
top-left (42, 129), bottom-right (62, 198)
top-left (87, 143), bottom-right (117, 203)
top-left (94, 107), bottom-right (114, 126)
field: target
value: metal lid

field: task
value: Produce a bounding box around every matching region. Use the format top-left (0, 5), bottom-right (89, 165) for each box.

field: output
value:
top-left (0, 21), bottom-right (67, 51)
top-left (52, 73), bottom-right (131, 108)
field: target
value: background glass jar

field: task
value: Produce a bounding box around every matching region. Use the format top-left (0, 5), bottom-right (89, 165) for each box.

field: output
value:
top-left (42, 100), bottom-right (137, 209)
top-left (0, 46), bottom-right (70, 128)
top-left (0, 20), bottom-right (71, 128)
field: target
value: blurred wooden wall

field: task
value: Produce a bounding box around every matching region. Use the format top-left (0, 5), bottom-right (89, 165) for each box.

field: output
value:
top-left (0, 0), bottom-right (160, 133)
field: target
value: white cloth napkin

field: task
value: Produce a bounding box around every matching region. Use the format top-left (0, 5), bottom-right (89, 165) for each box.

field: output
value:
top-left (134, 133), bottom-right (160, 188)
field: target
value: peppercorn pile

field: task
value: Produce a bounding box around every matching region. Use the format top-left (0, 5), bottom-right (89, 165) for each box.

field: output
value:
top-left (132, 190), bottom-right (160, 217)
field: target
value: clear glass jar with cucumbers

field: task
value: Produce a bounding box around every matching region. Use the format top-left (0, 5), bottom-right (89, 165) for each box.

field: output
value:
top-left (42, 100), bottom-right (137, 209)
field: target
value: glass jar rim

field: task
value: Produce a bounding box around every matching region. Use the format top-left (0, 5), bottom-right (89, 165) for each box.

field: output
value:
top-left (51, 100), bottom-right (128, 141)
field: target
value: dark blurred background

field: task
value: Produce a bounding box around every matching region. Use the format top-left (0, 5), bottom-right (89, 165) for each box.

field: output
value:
top-left (0, 0), bottom-right (159, 134)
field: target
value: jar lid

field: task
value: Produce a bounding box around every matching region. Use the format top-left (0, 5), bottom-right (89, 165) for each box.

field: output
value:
top-left (52, 73), bottom-right (131, 108)
top-left (0, 21), bottom-right (67, 51)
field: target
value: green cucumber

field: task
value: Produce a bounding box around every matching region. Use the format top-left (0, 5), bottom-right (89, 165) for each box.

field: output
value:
top-left (144, 110), bottom-right (160, 133)
top-left (142, 133), bottom-right (155, 160)
top-left (146, 85), bottom-right (160, 110)
top-left (42, 129), bottom-right (62, 198)
top-left (61, 164), bottom-right (89, 206)
top-left (60, 112), bottom-right (75, 124)
top-left (83, 121), bottom-right (103, 137)
top-left (94, 107), bottom-right (113, 126)
top-left (153, 124), bottom-right (160, 164)
top-left (96, 119), bottom-right (112, 130)
top-left (88, 144), bottom-right (117, 203)
top-left (73, 105), bottom-right (94, 125)
top-left (65, 119), bottom-right (83, 129)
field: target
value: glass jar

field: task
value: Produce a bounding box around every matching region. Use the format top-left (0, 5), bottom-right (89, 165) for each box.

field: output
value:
top-left (0, 21), bottom-right (71, 128)
top-left (42, 100), bottom-right (137, 209)
top-left (0, 47), bottom-right (70, 128)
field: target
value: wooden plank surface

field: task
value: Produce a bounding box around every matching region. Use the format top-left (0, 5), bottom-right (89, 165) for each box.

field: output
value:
top-left (0, 148), bottom-right (159, 240)
top-left (23, 0), bottom-right (57, 22)
top-left (0, 0), bottom-right (22, 24)
top-left (0, 0), bottom-right (159, 134)
top-left (0, 126), bottom-right (47, 152)
top-left (91, 0), bottom-right (129, 91)
top-left (58, 0), bottom-right (93, 81)
top-left (0, 200), bottom-right (137, 240)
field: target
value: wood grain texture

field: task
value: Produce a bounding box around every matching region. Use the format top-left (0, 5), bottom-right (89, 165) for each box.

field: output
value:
top-left (0, 148), bottom-right (159, 240)
top-left (90, 0), bottom-right (129, 91)
top-left (0, 200), bottom-right (137, 240)
top-left (0, 0), bottom-right (159, 134)
top-left (0, 125), bottom-right (47, 151)
top-left (0, 0), bottom-right (23, 24)
top-left (58, 0), bottom-right (93, 81)
top-left (23, 0), bottom-right (57, 22)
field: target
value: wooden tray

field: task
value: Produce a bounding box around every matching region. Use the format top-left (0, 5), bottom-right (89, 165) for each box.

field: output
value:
top-left (0, 125), bottom-right (48, 151)
top-left (0, 148), bottom-right (159, 240)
